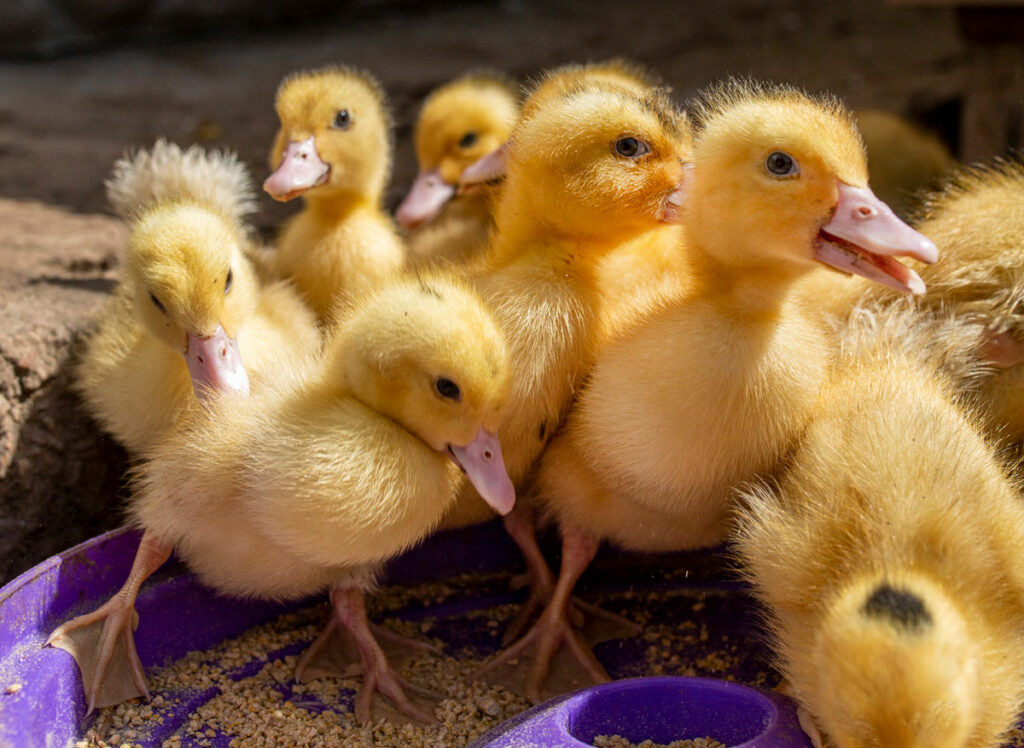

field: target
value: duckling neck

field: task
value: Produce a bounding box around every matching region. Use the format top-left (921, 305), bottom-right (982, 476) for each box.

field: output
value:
top-left (303, 191), bottom-right (379, 223)
top-left (684, 246), bottom-right (813, 318)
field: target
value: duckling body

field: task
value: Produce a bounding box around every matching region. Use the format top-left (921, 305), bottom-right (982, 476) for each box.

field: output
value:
top-left (397, 73), bottom-right (519, 266)
top-left (50, 275), bottom-right (513, 721)
top-left (77, 141), bottom-right (319, 455)
top-left (264, 67), bottom-right (404, 324)
top-left (734, 306), bottom-right (1024, 748)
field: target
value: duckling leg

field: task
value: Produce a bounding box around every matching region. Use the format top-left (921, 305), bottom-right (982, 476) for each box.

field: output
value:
top-left (477, 528), bottom-right (610, 704)
top-left (502, 504), bottom-right (639, 645)
top-left (46, 530), bottom-right (172, 714)
top-left (330, 585), bottom-right (439, 726)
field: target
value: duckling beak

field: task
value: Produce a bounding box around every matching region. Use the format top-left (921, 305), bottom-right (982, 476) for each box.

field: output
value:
top-left (659, 169), bottom-right (690, 224)
top-left (185, 325), bottom-right (250, 401)
top-left (448, 427), bottom-right (516, 515)
top-left (263, 136), bottom-right (330, 202)
top-left (457, 143), bottom-right (508, 195)
top-left (815, 183), bottom-right (939, 295)
top-left (395, 168), bottom-right (456, 230)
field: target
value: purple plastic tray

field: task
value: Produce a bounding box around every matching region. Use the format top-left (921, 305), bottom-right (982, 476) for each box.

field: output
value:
top-left (470, 676), bottom-right (811, 747)
top-left (0, 521), bottom-right (798, 746)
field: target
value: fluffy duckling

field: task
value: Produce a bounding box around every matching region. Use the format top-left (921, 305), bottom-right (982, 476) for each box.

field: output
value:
top-left (734, 305), bottom-right (1024, 748)
top-left (77, 140), bottom-right (319, 455)
top-left (495, 81), bottom-right (937, 703)
top-left (395, 72), bottom-right (519, 266)
top-left (437, 72), bottom-right (689, 536)
top-left (855, 108), bottom-right (956, 219)
top-left (48, 275), bottom-right (514, 722)
top-left (263, 67), bottom-right (405, 324)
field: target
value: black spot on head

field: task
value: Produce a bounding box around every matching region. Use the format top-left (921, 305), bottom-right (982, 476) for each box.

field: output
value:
top-left (418, 281), bottom-right (442, 300)
top-left (538, 419), bottom-right (547, 441)
top-left (861, 584), bottom-right (932, 631)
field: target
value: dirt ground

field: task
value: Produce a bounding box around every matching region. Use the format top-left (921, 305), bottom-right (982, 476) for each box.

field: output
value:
top-left (0, 0), bottom-right (973, 581)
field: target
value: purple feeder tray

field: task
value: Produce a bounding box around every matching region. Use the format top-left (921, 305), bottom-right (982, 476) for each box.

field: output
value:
top-left (469, 676), bottom-right (811, 747)
top-left (0, 520), bottom-right (796, 746)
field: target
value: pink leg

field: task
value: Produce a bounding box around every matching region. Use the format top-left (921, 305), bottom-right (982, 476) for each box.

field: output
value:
top-left (46, 529), bottom-right (172, 714)
top-left (476, 528), bottom-right (610, 704)
top-left (501, 502), bottom-right (563, 644)
top-left (330, 586), bottom-right (438, 726)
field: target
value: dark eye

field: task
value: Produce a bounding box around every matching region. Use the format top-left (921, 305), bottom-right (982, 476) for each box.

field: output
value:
top-left (458, 131), bottom-right (478, 149)
top-left (614, 137), bottom-right (650, 159)
top-left (435, 377), bottom-right (461, 401)
top-left (765, 151), bottom-right (798, 177)
top-left (149, 291), bottom-right (167, 315)
top-left (333, 109), bottom-right (351, 130)
top-left (224, 269), bottom-right (233, 294)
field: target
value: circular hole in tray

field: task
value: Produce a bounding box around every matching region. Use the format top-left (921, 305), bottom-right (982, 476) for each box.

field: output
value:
top-left (565, 677), bottom-right (774, 746)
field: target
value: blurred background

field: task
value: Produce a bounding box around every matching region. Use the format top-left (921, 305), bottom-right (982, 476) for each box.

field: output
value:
top-left (0, 0), bottom-right (1021, 582)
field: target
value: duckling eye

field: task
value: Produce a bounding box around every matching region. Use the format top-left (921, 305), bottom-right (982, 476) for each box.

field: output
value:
top-left (435, 377), bottom-right (461, 401)
top-left (149, 291), bottom-right (167, 315)
top-left (614, 137), bottom-right (650, 159)
top-left (224, 269), bottom-right (233, 294)
top-left (333, 109), bottom-right (352, 130)
top-left (458, 131), bottom-right (478, 149)
top-left (765, 151), bottom-right (799, 177)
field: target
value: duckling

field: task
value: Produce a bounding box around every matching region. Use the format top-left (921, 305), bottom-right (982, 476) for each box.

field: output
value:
top-left (77, 140), bottom-right (319, 455)
top-left (855, 108), bottom-right (956, 219)
top-left (395, 72), bottom-right (519, 266)
top-left (492, 81), bottom-right (937, 703)
top-left (437, 71), bottom-right (689, 545)
top-left (263, 67), bottom-right (405, 324)
top-left (48, 275), bottom-right (514, 722)
top-left (733, 304), bottom-right (1024, 748)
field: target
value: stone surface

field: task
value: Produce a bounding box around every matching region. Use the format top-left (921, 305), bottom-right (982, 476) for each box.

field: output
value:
top-left (0, 0), bottom-right (976, 584)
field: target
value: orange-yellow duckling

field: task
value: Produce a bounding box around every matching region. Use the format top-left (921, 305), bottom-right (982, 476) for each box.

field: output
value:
top-left (77, 140), bottom-right (319, 455)
top-left (48, 274), bottom-right (514, 722)
top-left (507, 81), bottom-right (937, 703)
top-left (734, 305), bottom-right (1024, 748)
top-left (263, 66), bottom-right (405, 324)
top-left (395, 72), bottom-right (520, 266)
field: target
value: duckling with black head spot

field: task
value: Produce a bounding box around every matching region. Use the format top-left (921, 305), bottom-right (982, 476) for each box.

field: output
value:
top-left (263, 66), bottom-right (404, 324)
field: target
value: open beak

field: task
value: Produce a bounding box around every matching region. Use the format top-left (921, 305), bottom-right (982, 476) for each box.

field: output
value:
top-left (814, 183), bottom-right (938, 295)
top-left (395, 168), bottom-right (456, 230)
top-left (263, 136), bottom-right (330, 202)
top-left (447, 427), bottom-right (515, 515)
top-left (457, 143), bottom-right (508, 195)
top-left (185, 325), bottom-right (249, 401)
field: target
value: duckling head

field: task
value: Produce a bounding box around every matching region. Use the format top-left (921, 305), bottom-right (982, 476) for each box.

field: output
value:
top-left (395, 73), bottom-right (519, 230)
top-left (458, 59), bottom-right (663, 193)
top-left (264, 67), bottom-right (392, 204)
top-left (811, 572), bottom-right (978, 748)
top-left (332, 276), bottom-right (515, 514)
top-left (688, 81), bottom-right (937, 293)
top-left (127, 201), bottom-right (258, 399)
top-left (493, 77), bottom-right (691, 248)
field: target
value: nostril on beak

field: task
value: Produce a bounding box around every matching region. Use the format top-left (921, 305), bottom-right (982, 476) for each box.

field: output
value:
top-left (196, 354), bottom-right (205, 365)
top-left (219, 344), bottom-right (228, 359)
top-left (858, 206), bottom-right (874, 217)
top-left (483, 450), bottom-right (493, 460)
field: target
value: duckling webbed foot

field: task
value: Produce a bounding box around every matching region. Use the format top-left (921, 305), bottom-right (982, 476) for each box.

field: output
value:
top-left (315, 585), bottom-right (440, 725)
top-left (45, 530), bottom-right (172, 713)
top-left (477, 529), bottom-right (612, 704)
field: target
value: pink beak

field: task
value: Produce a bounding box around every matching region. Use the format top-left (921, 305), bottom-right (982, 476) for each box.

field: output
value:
top-left (263, 136), bottom-right (330, 202)
top-left (185, 325), bottom-right (249, 401)
top-left (457, 143), bottom-right (509, 195)
top-left (815, 183), bottom-right (939, 295)
top-left (395, 168), bottom-right (456, 230)
top-left (448, 427), bottom-right (516, 515)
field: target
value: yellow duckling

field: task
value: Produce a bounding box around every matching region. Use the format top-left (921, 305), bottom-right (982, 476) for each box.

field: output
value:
top-left (734, 304), bottom-right (1024, 748)
top-left (438, 72), bottom-right (688, 534)
top-left (77, 140), bottom-right (319, 455)
top-left (395, 72), bottom-right (520, 266)
top-left (48, 274), bottom-right (514, 722)
top-left (502, 81), bottom-right (937, 703)
top-left (263, 66), bottom-right (405, 324)
top-left (855, 108), bottom-right (956, 219)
